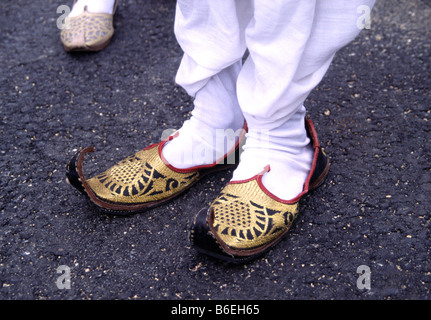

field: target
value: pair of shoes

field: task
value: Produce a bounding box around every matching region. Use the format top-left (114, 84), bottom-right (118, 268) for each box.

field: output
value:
top-left (60, 0), bottom-right (119, 52)
top-left (66, 117), bottom-right (329, 263)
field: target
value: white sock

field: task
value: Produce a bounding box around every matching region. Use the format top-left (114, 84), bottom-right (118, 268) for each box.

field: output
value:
top-left (231, 106), bottom-right (314, 200)
top-left (162, 63), bottom-right (245, 169)
top-left (69, 0), bottom-right (116, 17)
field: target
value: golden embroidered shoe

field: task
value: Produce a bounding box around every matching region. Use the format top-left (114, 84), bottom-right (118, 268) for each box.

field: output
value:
top-left (60, 1), bottom-right (118, 52)
top-left (190, 117), bottom-right (330, 263)
top-left (66, 126), bottom-right (246, 215)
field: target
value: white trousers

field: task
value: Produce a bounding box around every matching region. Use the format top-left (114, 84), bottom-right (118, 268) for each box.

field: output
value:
top-left (174, 0), bottom-right (376, 131)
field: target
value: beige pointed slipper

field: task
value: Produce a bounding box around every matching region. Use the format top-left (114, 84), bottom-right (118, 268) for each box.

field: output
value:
top-left (60, 0), bottom-right (119, 52)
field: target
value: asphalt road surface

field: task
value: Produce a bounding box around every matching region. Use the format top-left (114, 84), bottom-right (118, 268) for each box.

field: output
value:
top-left (0, 0), bottom-right (430, 300)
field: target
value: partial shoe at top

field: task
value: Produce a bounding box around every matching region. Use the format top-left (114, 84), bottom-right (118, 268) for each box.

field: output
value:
top-left (60, 0), bottom-right (119, 52)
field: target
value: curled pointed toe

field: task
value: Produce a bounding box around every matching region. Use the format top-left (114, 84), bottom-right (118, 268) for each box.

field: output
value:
top-left (66, 146), bottom-right (94, 195)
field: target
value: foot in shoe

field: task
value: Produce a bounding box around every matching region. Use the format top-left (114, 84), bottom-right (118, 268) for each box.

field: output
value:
top-left (232, 145), bottom-right (314, 200)
top-left (69, 0), bottom-right (117, 17)
top-left (231, 107), bottom-right (314, 200)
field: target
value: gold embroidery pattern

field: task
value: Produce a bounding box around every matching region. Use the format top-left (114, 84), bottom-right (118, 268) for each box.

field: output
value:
top-left (86, 146), bottom-right (200, 204)
top-left (211, 179), bottom-right (299, 251)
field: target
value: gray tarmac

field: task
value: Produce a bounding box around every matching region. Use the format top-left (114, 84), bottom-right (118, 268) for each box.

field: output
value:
top-left (0, 0), bottom-right (430, 300)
